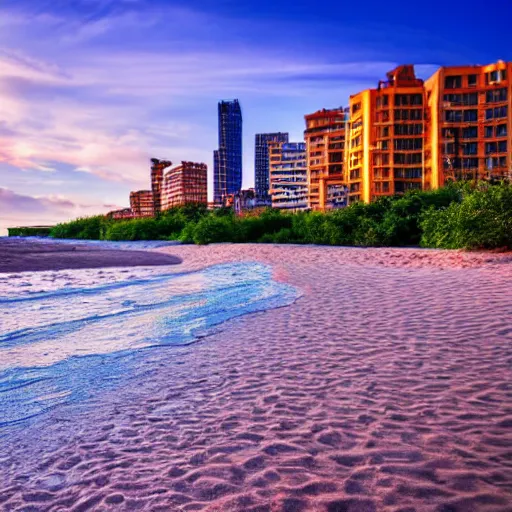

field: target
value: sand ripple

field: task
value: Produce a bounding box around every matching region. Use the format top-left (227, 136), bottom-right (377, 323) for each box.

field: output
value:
top-left (1, 245), bottom-right (511, 511)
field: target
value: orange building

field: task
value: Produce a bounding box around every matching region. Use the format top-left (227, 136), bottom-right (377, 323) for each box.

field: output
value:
top-left (425, 60), bottom-right (512, 188)
top-left (346, 65), bottom-right (426, 203)
top-left (304, 108), bottom-right (347, 210)
top-left (129, 190), bottom-right (154, 217)
top-left (161, 161), bottom-right (207, 210)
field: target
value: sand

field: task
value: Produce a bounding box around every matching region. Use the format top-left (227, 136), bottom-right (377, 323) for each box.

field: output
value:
top-left (1, 244), bottom-right (512, 511)
top-left (0, 238), bottom-right (181, 272)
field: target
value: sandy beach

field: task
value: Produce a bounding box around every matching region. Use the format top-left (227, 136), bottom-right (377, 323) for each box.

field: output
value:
top-left (1, 242), bottom-right (512, 511)
top-left (0, 238), bottom-right (181, 273)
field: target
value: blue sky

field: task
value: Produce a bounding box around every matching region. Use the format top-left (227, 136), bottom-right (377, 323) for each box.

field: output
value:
top-left (1, 0), bottom-right (511, 232)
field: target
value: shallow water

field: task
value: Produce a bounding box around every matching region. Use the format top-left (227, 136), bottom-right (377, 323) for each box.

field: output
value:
top-left (0, 262), bottom-right (298, 433)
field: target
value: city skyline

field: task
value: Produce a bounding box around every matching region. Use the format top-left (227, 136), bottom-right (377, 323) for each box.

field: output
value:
top-left (1, 0), bottom-right (511, 233)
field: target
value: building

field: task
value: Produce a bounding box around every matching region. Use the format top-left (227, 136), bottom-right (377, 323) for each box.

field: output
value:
top-left (161, 161), bottom-right (208, 210)
top-left (151, 159), bottom-right (172, 215)
top-left (346, 65), bottom-right (426, 204)
top-left (269, 142), bottom-right (308, 211)
top-left (214, 100), bottom-right (243, 204)
top-left (304, 108), bottom-right (347, 210)
top-left (425, 60), bottom-right (512, 189)
top-left (255, 132), bottom-right (289, 199)
top-left (129, 190), bottom-right (154, 217)
top-left (107, 208), bottom-right (134, 220)
top-left (341, 61), bottom-right (512, 204)
top-left (222, 189), bottom-right (271, 213)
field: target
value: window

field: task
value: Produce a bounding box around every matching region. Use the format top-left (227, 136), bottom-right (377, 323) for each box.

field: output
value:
top-left (445, 143), bottom-right (455, 154)
top-left (376, 95), bottom-right (389, 108)
top-left (445, 76), bottom-right (462, 89)
top-left (468, 74), bottom-right (477, 87)
top-left (350, 169), bottom-right (361, 180)
top-left (443, 93), bottom-right (478, 106)
top-left (394, 123), bottom-right (423, 136)
top-left (382, 182), bottom-right (390, 193)
top-left (496, 124), bottom-right (508, 137)
top-left (462, 127), bottom-right (478, 139)
top-left (462, 158), bottom-right (478, 169)
top-left (463, 110), bottom-right (478, 122)
top-left (394, 109), bottom-right (422, 121)
top-left (378, 126), bottom-right (389, 137)
top-left (486, 142), bottom-right (497, 154)
top-left (485, 126), bottom-right (494, 138)
top-left (374, 153), bottom-right (389, 165)
top-left (445, 110), bottom-right (462, 122)
top-left (374, 168), bottom-right (390, 179)
top-left (394, 138), bottom-right (422, 150)
top-left (394, 168), bottom-right (422, 179)
top-left (394, 153), bottom-right (422, 164)
top-left (486, 88), bottom-right (508, 103)
top-left (498, 140), bottom-right (507, 153)
top-left (463, 142), bottom-right (477, 155)
top-left (352, 102), bottom-right (361, 114)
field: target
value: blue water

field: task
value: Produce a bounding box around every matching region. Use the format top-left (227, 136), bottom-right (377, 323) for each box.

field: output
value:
top-left (0, 262), bottom-right (298, 434)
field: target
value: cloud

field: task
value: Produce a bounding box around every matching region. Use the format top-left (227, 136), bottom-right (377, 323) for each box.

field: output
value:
top-left (0, 187), bottom-right (121, 233)
top-left (0, 1), bottom-right (442, 209)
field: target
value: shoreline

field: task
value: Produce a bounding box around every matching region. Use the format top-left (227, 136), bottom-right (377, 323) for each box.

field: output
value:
top-left (0, 238), bottom-right (181, 273)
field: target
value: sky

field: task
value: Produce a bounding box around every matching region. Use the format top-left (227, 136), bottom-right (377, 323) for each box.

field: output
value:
top-left (1, 0), bottom-right (511, 233)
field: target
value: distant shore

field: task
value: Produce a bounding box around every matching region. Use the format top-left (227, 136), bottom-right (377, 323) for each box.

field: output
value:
top-left (0, 238), bottom-right (181, 273)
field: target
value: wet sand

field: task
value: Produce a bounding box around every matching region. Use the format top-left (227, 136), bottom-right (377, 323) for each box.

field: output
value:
top-left (2, 244), bottom-right (512, 511)
top-left (0, 238), bottom-right (181, 272)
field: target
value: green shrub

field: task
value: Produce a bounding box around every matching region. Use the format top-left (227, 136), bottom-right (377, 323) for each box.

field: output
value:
top-left (51, 216), bottom-right (109, 240)
top-left (192, 216), bottom-right (236, 245)
top-left (421, 182), bottom-right (512, 249)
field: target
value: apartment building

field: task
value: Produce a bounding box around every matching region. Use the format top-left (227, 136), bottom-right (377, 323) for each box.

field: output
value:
top-left (425, 60), bottom-right (512, 188)
top-left (129, 190), bottom-right (154, 217)
top-left (269, 142), bottom-right (308, 211)
top-left (304, 108), bottom-right (347, 210)
top-left (255, 132), bottom-right (289, 199)
top-left (161, 161), bottom-right (208, 210)
top-left (346, 65), bottom-right (426, 203)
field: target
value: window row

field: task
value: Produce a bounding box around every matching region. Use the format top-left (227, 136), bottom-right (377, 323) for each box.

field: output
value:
top-left (486, 106), bottom-right (508, 119)
top-left (394, 123), bottom-right (423, 136)
top-left (485, 141), bottom-right (508, 154)
top-left (443, 93), bottom-right (478, 106)
top-left (394, 94), bottom-right (423, 106)
top-left (485, 124), bottom-right (508, 137)
top-left (394, 138), bottom-right (423, 150)
top-left (394, 109), bottom-right (423, 121)
top-left (394, 168), bottom-right (422, 179)
top-left (486, 88), bottom-right (508, 103)
top-left (445, 109), bottom-right (478, 122)
top-left (394, 153), bottom-right (423, 164)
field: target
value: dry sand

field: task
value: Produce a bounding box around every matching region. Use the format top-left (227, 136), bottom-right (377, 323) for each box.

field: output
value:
top-left (2, 244), bottom-right (512, 511)
top-left (0, 238), bottom-right (181, 272)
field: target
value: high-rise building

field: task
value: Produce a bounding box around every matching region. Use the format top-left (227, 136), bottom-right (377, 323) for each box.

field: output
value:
top-left (269, 142), bottom-right (308, 211)
top-left (255, 133), bottom-right (289, 198)
top-left (425, 60), bottom-right (512, 189)
top-left (214, 100), bottom-right (242, 204)
top-left (346, 65), bottom-right (426, 203)
top-left (161, 161), bottom-right (208, 210)
top-left (304, 108), bottom-right (347, 210)
top-left (130, 190), bottom-right (154, 217)
top-left (151, 159), bottom-right (172, 215)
